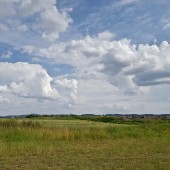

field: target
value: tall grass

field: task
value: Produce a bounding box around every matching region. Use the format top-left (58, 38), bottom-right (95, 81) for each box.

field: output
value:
top-left (0, 119), bottom-right (43, 129)
top-left (0, 119), bottom-right (169, 170)
top-left (0, 119), bottom-right (169, 141)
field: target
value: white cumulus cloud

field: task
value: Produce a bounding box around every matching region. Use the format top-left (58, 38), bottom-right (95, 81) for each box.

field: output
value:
top-left (56, 78), bottom-right (78, 106)
top-left (0, 0), bottom-right (72, 44)
top-left (25, 32), bottom-right (170, 95)
top-left (0, 62), bottom-right (59, 99)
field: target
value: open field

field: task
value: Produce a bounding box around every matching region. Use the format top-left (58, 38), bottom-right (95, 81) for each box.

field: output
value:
top-left (0, 118), bottom-right (169, 170)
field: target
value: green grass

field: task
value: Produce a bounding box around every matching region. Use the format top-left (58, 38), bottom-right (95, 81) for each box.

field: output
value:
top-left (0, 118), bottom-right (169, 169)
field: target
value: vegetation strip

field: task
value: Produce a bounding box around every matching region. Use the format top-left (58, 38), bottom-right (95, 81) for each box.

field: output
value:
top-left (0, 117), bottom-right (169, 169)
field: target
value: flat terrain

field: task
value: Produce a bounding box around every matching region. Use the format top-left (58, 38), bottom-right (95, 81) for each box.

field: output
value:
top-left (0, 118), bottom-right (169, 170)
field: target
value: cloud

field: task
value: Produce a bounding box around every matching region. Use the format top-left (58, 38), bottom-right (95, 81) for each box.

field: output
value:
top-left (0, 62), bottom-right (79, 110)
top-left (0, 0), bottom-right (16, 19)
top-left (133, 70), bottom-right (170, 86)
top-left (0, 62), bottom-right (59, 99)
top-left (98, 31), bottom-right (115, 40)
top-left (0, 96), bottom-right (9, 103)
top-left (0, 0), bottom-right (72, 43)
top-left (25, 32), bottom-right (170, 95)
top-left (163, 22), bottom-right (170, 30)
top-left (33, 5), bottom-right (72, 41)
top-left (119, 0), bottom-right (139, 6)
top-left (0, 24), bottom-right (9, 31)
top-left (1, 50), bottom-right (13, 59)
top-left (1, 1), bottom-right (170, 115)
top-left (56, 78), bottom-right (78, 107)
top-left (101, 40), bottom-right (170, 92)
top-left (0, 85), bottom-right (8, 93)
top-left (112, 103), bottom-right (128, 112)
top-left (31, 32), bottom-right (115, 67)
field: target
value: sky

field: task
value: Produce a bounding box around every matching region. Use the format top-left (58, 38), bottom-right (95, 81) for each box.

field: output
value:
top-left (0, 0), bottom-right (170, 115)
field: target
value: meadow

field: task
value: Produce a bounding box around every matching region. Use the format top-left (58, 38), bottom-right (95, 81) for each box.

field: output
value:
top-left (0, 117), bottom-right (169, 170)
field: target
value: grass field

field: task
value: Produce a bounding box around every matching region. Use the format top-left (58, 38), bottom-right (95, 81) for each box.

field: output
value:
top-left (0, 118), bottom-right (169, 170)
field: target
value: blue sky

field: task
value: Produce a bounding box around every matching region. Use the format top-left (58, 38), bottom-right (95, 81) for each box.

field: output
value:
top-left (57, 0), bottom-right (170, 43)
top-left (0, 0), bottom-right (170, 115)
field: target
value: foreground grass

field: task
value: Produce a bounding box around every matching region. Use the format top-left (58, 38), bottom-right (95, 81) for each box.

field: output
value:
top-left (0, 119), bottom-right (169, 170)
